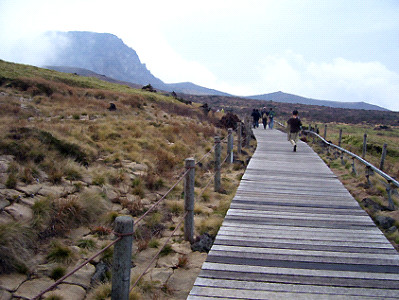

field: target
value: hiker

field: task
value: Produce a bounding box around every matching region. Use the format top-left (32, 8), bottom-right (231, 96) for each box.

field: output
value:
top-left (261, 107), bottom-right (268, 129)
top-left (287, 110), bottom-right (302, 152)
top-left (251, 109), bottom-right (261, 128)
top-left (268, 107), bottom-right (275, 129)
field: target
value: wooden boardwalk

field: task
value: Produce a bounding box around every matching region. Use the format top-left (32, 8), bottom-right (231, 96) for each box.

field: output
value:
top-left (188, 128), bottom-right (399, 299)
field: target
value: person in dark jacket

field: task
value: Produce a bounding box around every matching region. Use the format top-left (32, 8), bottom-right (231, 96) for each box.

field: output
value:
top-left (287, 110), bottom-right (302, 152)
top-left (251, 109), bottom-right (261, 128)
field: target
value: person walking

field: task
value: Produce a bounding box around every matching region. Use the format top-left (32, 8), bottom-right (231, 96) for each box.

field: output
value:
top-left (251, 108), bottom-right (261, 128)
top-left (268, 107), bottom-right (275, 129)
top-left (287, 110), bottom-right (302, 152)
top-left (261, 107), bottom-right (268, 129)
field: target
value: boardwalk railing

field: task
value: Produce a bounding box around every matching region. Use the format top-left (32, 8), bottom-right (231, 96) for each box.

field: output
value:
top-left (304, 129), bottom-right (399, 210)
top-left (32, 122), bottom-right (252, 300)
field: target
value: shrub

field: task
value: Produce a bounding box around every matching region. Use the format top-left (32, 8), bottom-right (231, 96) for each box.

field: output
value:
top-left (0, 222), bottom-right (35, 274)
top-left (77, 239), bottom-right (96, 250)
top-left (47, 242), bottom-right (73, 263)
top-left (49, 266), bottom-right (66, 280)
top-left (5, 172), bottom-right (17, 189)
top-left (148, 239), bottom-right (160, 248)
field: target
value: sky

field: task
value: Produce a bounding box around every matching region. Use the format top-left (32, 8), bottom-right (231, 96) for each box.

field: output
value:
top-left (1, 0), bottom-right (399, 111)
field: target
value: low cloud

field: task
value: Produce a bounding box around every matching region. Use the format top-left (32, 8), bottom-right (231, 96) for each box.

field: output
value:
top-left (255, 51), bottom-right (399, 111)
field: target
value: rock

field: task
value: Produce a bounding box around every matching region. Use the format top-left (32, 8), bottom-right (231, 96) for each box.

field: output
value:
top-left (43, 283), bottom-right (86, 300)
top-left (90, 261), bottom-right (110, 286)
top-left (172, 241), bottom-right (192, 255)
top-left (20, 195), bottom-right (47, 207)
top-left (16, 183), bottom-right (43, 196)
top-left (0, 273), bottom-right (27, 291)
top-left (4, 203), bottom-right (33, 222)
top-left (148, 268), bottom-right (173, 284)
top-left (38, 185), bottom-right (69, 198)
top-left (191, 233), bottom-right (214, 252)
top-left (0, 211), bottom-right (13, 224)
top-left (156, 253), bottom-right (180, 268)
top-left (361, 198), bottom-right (391, 213)
top-left (186, 251), bottom-right (207, 269)
top-left (14, 278), bottom-right (54, 299)
top-left (0, 199), bottom-right (10, 210)
top-left (103, 185), bottom-right (119, 203)
top-left (386, 226), bottom-right (397, 234)
top-left (0, 289), bottom-right (12, 300)
top-left (167, 268), bottom-right (202, 299)
top-left (375, 215), bottom-right (396, 230)
top-left (66, 263), bottom-right (95, 288)
top-left (0, 189), bottom-right (23, 201)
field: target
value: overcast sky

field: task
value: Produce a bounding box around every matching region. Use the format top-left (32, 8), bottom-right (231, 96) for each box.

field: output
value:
top-left (1, 0), bottom-right (399, 111)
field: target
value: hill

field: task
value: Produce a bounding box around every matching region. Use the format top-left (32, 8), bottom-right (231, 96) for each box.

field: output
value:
top-left (0, 59), bottom-right (250, 299)
top-left (42, 31), bottom-right (230, 96)
top-left (248, 91), bottom-right (388, 111)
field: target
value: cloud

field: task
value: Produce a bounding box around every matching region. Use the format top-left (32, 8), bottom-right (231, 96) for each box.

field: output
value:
top-left (255, 51), bottom-right (399, 111)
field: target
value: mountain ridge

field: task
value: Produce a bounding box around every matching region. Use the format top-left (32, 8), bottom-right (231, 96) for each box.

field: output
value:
top-left (42, 31), bottom-right (388, 111)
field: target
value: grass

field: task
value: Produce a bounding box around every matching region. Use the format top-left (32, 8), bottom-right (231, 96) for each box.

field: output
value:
top-left (49, 266), bottom-right (66, 280)
top-left (47, 242), bottom-right (73, 264)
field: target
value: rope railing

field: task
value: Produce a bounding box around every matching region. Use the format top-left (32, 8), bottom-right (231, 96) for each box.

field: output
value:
top-left (31, 126), bottom-right (245, 300)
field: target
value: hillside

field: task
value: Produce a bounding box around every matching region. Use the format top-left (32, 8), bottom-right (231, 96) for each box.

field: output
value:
top-left (248, 91), bottom-right (388, 111)
top-left (0, 60), bottom-right (251, 299)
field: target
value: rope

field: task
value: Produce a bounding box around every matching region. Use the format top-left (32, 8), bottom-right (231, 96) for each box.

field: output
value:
top-left (32, 236), bottom-right (122, 300)
top-left (130, 211), bottom-right (188, 292)
top-left (134, 168), bottom-right (190, 226)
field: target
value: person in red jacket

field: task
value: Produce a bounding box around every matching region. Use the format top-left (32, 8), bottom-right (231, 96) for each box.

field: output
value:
top-left (287, 110), bottom-right (302, 152)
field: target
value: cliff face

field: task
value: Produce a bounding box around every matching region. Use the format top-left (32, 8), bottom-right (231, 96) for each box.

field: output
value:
top-left (45, 31), bottom-right (165, 87)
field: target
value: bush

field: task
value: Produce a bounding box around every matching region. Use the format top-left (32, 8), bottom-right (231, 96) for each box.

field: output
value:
top-left (50, 266), bottom-right (66, 280)
top-left (47, 242), bottom-right (73, 263)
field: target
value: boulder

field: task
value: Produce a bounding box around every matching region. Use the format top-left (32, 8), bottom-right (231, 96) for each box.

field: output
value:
top-left (16, 183), bottom-right (43, 197)
top-left (191, 233), bottom-right (214, 252)
top-left (172, 241), bottom-right (192, 255)
top-left (0, 189), bottom-right (23, 201)
top-left (4, 203), bottom-right (33, 222)
top-left (156, 253), bottom-right (180, 268)
top-left (374, 215), bottom-right (396, 230)
top-left (148, 267), bottom-right (173, 284)
top-left (167, 268), bottom-right (202, 299)
top-left (361, 198), bottom-right (391, 213)
top-left (103, 185), bottom-right (119, 203)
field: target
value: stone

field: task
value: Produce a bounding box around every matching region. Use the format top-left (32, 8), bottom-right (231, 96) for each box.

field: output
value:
top-left (168, 268), bottom-right (202, 299)
top-left (186, 251), bottom-right (207, 269)
top-left (386, 226), bottom-right (397, 234)
top-left (0, 273), bottom-right (27, 291)
top-left (103, 185), bottom-right (119, 203)
top-left (90, 261), bottom-right (109, 286)
top-left (16, 184), bottom-right (43, 196)
top-left (14, 278), bottom-right (54, 299)
top-left (156, 253), bottom-right (180, 268)
top-left (191, 233), bottom-right (214, 252)
top-left (0, 211), bottom-right (13, 224)
top-left (4, 203), bottom-right (33, 222)
top-left (0, 289), bottom-right (12, 300)
top-left (43, 283), bottom-right (86, 300)
top-left (375, 215), bottom-right (396, 230)
top-left (148, 267), bottom-right (173, 284)
top-left (0, 189), bottom-right (23, 201)
top-left (361, 198), bottom-right (390, 213)
top-left (172, 241), bottom-right (192, 255)
top-left (0, 199), bottom-right (10, 210)
top-left (38, 185), bottom-right (68, 198)
top-left (66, 262), bottom-right (96, 288)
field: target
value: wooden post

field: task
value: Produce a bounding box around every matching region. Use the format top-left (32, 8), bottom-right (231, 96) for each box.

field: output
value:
top-left (351, 157), bottom-right (357, 175)
top-left (227, 128), bottom-right (233, 164)
top-left (323, 124), bottom-right (327, 140)
top-left (245, 117), bottom-right (250, 148)
top-left (214, 136), bottom-right (221, 192)
top-left (184, 158), bottom-right (195, 243)
top-left (386, 182), bottom-right (395, 211)
top-left (365, 166), bottom-right (372, 187)
top-left (380, 143), bottom-right (387, 171)
top-left (112, 216), bottom-right (134, 300)
top-left (237, 122), bottom-right (242, 155)
top-left (338, 129), bottom-right (343, 147)
top-left (362, 133), bottom-right (367, 158)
